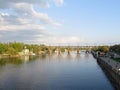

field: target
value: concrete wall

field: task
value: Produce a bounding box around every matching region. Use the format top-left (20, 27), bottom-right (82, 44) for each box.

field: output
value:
top-left (92, 51), bottom-right (120, 89)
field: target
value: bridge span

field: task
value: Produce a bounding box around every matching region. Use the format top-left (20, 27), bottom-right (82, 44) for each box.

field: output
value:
top-left (46, 45), bottom-right (98, 55)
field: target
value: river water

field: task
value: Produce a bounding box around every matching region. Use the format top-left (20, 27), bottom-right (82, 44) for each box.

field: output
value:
top-left (0, 52), bottom-right (116, 90)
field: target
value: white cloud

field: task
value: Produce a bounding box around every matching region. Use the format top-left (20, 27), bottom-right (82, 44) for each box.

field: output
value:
top-left (53, 0), bottom-right (64, 6)
top-left (0, 0), bottom-right (64, 43)
top-left (0, 0), bottom-right (64, 8)
top-left (0, 24), bottom-right (46, 31)
top-left (34, 36), bottom-right (85, 45)
top-left (31, 6), bottom-right (61, 27)
top-left (0, 0), bottom-right (49, 8)
top-left (0, 3), bottom-right (61, 28)
top-left (0, 13), bottom-right (10, 16)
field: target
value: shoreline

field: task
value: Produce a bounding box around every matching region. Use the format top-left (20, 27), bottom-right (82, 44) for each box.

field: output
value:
top-left (92, 51), bottom-right (120, 89)
top-left (0, 54), bottom-right (19, 58)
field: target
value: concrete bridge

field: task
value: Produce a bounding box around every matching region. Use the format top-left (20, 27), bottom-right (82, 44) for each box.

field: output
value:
top-left (47, 45), bottom-right (97, 55)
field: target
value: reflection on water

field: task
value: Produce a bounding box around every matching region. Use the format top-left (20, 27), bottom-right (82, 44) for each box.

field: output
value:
top-left (0, 58), bottom-right (23, 66)
top-left (39, 54), bottom-right (46, 59)
top-left (67, 53), bottom-right (72, 60)
top-left (21, 55), bottom-right (29, 62)
top-left (57, 54), bottom-right (63, 60)
top-left (0, 55), bottom-right (38, 66)
top-left (76, 54), bottom-right (80, 58)
top-left (0, 52), bottom-right (116, 90)
top-left (85, 53), bottom-right (89, 58)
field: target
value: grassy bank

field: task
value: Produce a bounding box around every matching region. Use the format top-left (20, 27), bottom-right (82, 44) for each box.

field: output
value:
top-left (113, 58), bottom-right (120, 62)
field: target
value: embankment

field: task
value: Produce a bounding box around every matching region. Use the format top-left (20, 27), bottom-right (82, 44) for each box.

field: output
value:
top-left (92, 51), bottom-right (120, 89)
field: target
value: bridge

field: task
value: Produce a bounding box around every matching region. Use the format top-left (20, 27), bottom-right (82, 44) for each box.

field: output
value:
top-left (46, 45), bottom-right (99, 55)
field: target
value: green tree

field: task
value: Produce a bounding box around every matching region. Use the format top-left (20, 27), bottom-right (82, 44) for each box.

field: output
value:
top-left (9, 42), bottom-right (24, 52)
top-left (0, 43), bottom-right (8, 54)
top-left (97, 46), bottom-right (109, 53)
top-left (7, 47), bottom-right (17, 56)
top-left (110, 44), bottom-right (120, 54)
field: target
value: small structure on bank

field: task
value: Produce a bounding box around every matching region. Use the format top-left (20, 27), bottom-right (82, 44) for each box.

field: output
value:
top-left (23, 46), bottom-right (29, 55)
top-left (19, 46), bottom-right (35, 56)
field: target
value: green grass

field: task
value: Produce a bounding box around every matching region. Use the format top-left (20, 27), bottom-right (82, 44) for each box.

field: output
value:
top-left (113, 58), bottom-right (120, 62)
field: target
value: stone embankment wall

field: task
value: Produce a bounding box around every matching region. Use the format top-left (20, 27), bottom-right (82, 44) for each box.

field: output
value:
top-left (91, 51), bottom-right (120, 89)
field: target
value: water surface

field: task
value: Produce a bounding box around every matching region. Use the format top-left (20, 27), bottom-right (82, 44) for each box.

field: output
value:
top-left (0, 52), bottom-right (115, 90)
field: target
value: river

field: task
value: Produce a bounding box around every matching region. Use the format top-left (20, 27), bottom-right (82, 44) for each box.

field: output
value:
top-left (0, 52), bottom-right (116, 90)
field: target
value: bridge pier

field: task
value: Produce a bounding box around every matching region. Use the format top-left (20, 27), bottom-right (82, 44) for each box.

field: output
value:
top-left (48, 49), bottom-right (52, 55)
top-left (77, 48), bottom-right (80, 54)
top-left (57, 48), bottom-right (61, 55)
top-left (67, 48), bottom-right (70, 54)
top-left (49, 45), bottom-right (93, 55)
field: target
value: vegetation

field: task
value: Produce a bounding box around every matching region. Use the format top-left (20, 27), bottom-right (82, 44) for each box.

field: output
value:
top-left (0, 42), bottom-right (49, 56)
top-left (0, 43), bottom-right (8, 54)
top-left (98, 46), bottom-right (109, 53)
top-left (113, 58), bottom-right (120, 62)
top-left (0, 42), bottom-right (119, 59)
top-left (92, 45), bottom-right (120, 54)
top-left (0, 42), bottom-right (24, 55)
top-left (92, 46), bottom-right (109, 53)
top-left (7, 47), bottom-right (18, 56)
top-left (109, 44), bottom-right (120, 54)
top-left (92, 45), bottom-right (120, 63)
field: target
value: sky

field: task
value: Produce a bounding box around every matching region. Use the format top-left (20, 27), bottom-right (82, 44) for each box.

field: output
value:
top-left (0, 0), bottom-right (120, 45)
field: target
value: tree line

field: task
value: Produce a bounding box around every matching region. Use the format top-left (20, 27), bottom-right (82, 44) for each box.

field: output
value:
top-left (0, 42), bottom-right (48, 56)
top-left (92, 44), bottom-right (120, 54)
top-left (109, 44), bottom-right (120, 54)
top-left (0, 42), bottom-right (120, 56)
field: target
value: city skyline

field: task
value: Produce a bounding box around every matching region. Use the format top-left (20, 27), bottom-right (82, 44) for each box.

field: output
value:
top-left (0, 0), bottom-right (120, 45)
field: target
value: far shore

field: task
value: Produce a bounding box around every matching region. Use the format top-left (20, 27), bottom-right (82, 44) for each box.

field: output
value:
top-left (0, 54), bottom-right (37, 59)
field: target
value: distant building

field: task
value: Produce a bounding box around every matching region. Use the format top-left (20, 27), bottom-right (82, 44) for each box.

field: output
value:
top-left (23, 48), bottom-right (29, 55)
top-left (19, 46), bottom-right (29, 55)
top-left (19, 46), bottom-right (35, 56)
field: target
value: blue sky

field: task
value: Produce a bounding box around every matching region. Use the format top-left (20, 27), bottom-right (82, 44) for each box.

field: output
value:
top-left (0, 0), bottom-right (120, 45)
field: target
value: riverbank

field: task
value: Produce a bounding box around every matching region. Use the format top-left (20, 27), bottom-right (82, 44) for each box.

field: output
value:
top-left (0, 54), bottom-right (37, 59)
top-left (0, 54), bottom-right (20, 59)
top-left (92, 51), bottom-right (120, 89)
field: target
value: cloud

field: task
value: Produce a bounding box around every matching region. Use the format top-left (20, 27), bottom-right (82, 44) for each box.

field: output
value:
top-left (33, 36), bottom-right (85, 45)
top-left (0, 29), bottom-right (85, 44)
top-left (0, 0), bottom-right (64, 9)
top-left (0, 29), bottom-right (51, 43)
top-left (0, 3), bottom-right (61, 27)
top-left (0, 0), bottom-right (49, 8)
top-left (0, 13), bottom-right (22, 25)
top-left (31, 8), bottom-right (61, 26)
top-left (0, 24), bottom-right (46, 31)
top-left (0, 0), bottom-right (64, 44)
top-left (53, 0), bottom-right (64, 6)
